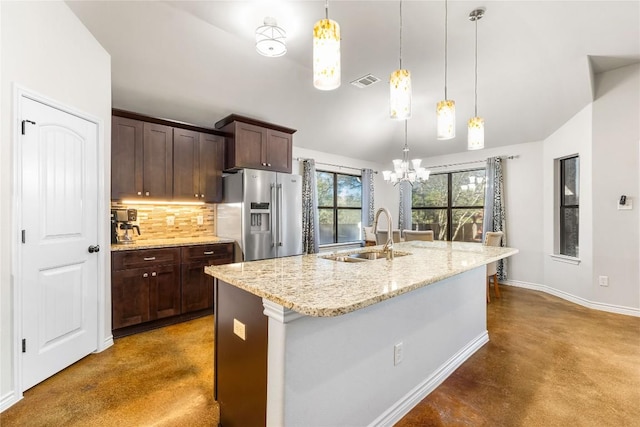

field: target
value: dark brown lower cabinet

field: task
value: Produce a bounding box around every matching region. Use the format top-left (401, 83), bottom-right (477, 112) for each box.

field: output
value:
top-left (111, 243), bottom-right (233, 337)
top-left (215, 279), bottom-right (268, 427)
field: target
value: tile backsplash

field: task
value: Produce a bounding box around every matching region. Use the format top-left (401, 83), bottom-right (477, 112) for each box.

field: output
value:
top-left (111, 203), bottom-right (215, 242)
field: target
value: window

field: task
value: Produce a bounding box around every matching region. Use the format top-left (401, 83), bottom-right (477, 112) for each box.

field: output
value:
top-left (316, 171), bottom-right (362, 245)
top-left (411, 169), bottom-right (485, 242)
top-left (559, 156), bottom-right (579, 257)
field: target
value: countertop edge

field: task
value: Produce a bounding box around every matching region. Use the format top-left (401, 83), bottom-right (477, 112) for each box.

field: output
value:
top-left (206, 247), bottom-right (519, 317)
top-left (111, 238), bottom-right (235, 251)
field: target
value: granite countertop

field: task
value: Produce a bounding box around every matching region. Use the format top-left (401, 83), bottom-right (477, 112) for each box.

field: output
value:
top-left (205, 241), bottom-right (518, 317)
top-left (111, 236), bottom-right (235, 251)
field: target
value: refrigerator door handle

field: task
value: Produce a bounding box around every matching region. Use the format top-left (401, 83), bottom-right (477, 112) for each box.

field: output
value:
top-left (277, 183), bottom-right (283, 247)
top-left (270, 183), bottom-right (276, 248)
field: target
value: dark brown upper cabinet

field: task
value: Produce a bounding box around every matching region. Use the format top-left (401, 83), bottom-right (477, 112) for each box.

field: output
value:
top-left (173, 129), bottom-right (224, 203)
top-left (215, 114), bottom-right (296, 174)
top-left (111, 109), bottom-right (225, 201)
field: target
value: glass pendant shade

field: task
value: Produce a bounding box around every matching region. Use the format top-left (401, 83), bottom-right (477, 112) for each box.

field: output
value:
top-left (436, 100), bottom-right (455, 140)
top-left (389, 69), bottom-right (411, 119)
top-left (467, 116), bottom-right (484, 150)
top-left (313, 18), bottom-right (341, 90)
top-left (256, 17), bottom-right (287, 57)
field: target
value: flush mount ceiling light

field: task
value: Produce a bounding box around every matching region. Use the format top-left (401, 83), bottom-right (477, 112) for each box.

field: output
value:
top-left (390, 0), bottom-right (411, 120)
top-left (382, 120), bottom-right (430, 185)
top-left (313, 0), bottom-right (341, 90)
top-left (467, 7), bottom-right (485, 150)
top-left (256, 17), bottom-right (287, 57)
top-left (436, 0), bottom-right (455, 140)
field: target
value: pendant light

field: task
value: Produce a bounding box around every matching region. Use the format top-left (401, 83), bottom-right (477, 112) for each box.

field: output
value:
top-left (313, 0), bottom-right (341, 90)
top-left (436, 0), bottom-right (455, 140)
top-left (390, 0), bottom-right (411, 120)
top-left (467, 8), bottom-right (485, 150)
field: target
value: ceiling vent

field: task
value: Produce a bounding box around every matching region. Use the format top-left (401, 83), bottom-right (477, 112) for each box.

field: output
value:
top-left (350, 74), bottom-right (380, 89)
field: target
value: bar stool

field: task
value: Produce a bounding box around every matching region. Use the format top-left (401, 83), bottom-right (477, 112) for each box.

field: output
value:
top-left (484, 231), bottom-right (504, 303)
top-left (402, 230), bottom-right (434, 241)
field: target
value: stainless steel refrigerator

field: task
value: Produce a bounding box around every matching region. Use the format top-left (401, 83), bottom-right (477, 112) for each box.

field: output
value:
top-left (216, 169), bottom-right (303, 262)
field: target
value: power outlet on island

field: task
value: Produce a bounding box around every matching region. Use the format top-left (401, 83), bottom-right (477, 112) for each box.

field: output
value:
top-left (394, 342), bottom-right (404, 366)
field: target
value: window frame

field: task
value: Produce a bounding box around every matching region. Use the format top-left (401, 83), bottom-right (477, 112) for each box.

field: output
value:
top-left (316, 170), bottom-right (363, 245)
top-left (559, 155), bottom-right (579, 257)
top-left (411, 168), bottom-right (486, 241)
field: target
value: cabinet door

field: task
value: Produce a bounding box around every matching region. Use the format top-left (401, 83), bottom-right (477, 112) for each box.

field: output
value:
top-left (199, 133), bottom-right (224, 203)
top-left (149, 264), bottom-right (181, 320)
top-left (111, 116), bottom-right (143, 199)
top-left (181, 260), bottom-right (214, 313)
top-left (143, 123), bottom-right (173, 199)
top-left (173, 128), bottom-right (200, 201)
top-left (234, 122), bottom-right (266, 169)
top-left (112, 268), bottom-right (150, 329)
top-left (266, 129), bottom-right (292, 173)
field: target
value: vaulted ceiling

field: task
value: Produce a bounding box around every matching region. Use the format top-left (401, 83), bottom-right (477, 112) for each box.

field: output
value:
top-left (67, 1), bottom-right (640, 163)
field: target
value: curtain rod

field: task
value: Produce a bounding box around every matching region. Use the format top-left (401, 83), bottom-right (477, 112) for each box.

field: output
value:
top-left (294, 157), bottom-right (379, 174)
top-left (425, 155), bottom-right (518, 169)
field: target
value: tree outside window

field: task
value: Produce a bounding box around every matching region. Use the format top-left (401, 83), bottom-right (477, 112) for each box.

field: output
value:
top-left (560, 156), bottom-right (579, 257)
top-left (411, 169), bottom-right (485, 242)
top-left (316, 171), bottom-right (362, 245)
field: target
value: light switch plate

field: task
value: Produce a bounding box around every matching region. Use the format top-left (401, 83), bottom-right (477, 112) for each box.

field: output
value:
top-left (618, 198), bottom-right (632, 210)
top-left (233, 319), bottom-right (246, 340)
top-left (197, 215), bottom-right (204, 225)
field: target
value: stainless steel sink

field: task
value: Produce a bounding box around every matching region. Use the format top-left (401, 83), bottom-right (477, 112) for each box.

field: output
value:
top-left (322, 250), bottom-right (411, 262)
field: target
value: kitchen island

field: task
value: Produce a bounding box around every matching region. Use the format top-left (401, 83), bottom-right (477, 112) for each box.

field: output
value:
top-left (205, 241), bottom-right (518, 427)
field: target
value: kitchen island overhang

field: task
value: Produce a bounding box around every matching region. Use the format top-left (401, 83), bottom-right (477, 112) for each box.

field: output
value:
top-left (206, 241), bottom-right (518, 427)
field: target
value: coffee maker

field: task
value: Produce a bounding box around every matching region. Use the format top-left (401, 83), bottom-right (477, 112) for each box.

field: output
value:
top-left (111, 208), bottom-right (141, 244)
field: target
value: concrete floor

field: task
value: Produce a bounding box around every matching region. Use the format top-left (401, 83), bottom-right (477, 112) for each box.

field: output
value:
top-left (2, 286), bottom-right (639, 426)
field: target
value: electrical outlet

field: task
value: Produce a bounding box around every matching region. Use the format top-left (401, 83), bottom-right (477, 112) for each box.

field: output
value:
top-left (599, 276), bottom-right (609, 287)
top-left (394, 342), bottom-right (403, 366)
top-left (166, 216), bottom-right (175, 226)
top-left (197, 215), bottom-right (204, 225)
top-left (233, 319), bottom-right (246, 340)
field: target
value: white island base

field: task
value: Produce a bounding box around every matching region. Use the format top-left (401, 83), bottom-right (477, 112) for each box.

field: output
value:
top-left (224, 266), bottom-right (488, 427)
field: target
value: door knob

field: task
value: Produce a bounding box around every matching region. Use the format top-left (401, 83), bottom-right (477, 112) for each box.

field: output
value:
top-left (88, 245), bottom-right (100, 253)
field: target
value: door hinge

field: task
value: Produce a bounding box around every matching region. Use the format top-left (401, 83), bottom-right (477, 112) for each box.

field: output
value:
top-left (21, 119), bottom-right (36, 135)
top-left (21, 230), bottom-right (26, 244)
top-left (22, 339), bottom-right (26, 353)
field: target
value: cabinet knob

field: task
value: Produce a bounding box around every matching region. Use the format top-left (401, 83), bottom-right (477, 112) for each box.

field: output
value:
top-left (137, 191), bottom-right (142, 196)
top-left (195, 194), bottom-right (198, 198)
top-left (267, 163), bottom-right (272, 167)
top-left (200, 194), bottom-right (204, 198)
top-left (262, 162), bottom-right (266, 166)
top-left (152, 272), bottom-right (157, 277)
top-left (143, 273), bottom-right (149, 278)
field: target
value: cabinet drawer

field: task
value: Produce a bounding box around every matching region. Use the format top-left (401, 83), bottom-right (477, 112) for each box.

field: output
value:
top-left (112, 248), bottom-right (180, 270)
top-left (181, 243), bottom-right (233, 263)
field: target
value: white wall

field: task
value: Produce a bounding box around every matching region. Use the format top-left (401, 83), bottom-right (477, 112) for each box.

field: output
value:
top-left (420, 141), bottom-right (545, 286)
top-left (542, 105), bottom-right (594, 300)
top-left (1, 1), bottom-right (111, 407)
top-left (591, 64), bottom-right (640, 309)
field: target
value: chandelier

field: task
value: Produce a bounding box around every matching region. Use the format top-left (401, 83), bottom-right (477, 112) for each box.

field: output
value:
top-left (313, 0), bottom-right (341, 90)
top-left (382, 121), bottom-right (430, 185)
top-left (255, 17), bottom-right (287, 57)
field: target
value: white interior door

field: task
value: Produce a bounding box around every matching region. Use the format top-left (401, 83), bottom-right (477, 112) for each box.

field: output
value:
top-left (20, 96), bottom-right (99, 390)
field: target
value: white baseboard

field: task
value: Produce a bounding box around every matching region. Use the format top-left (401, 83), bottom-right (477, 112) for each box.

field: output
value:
top-left (0, 390), bottom-right (21, 413)
top-left (97, 335), bottom-right (114, 352)
top-left (502, 280), bottom-right (640, 317)
top-left (370, 331), bottom-right (489, 427)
